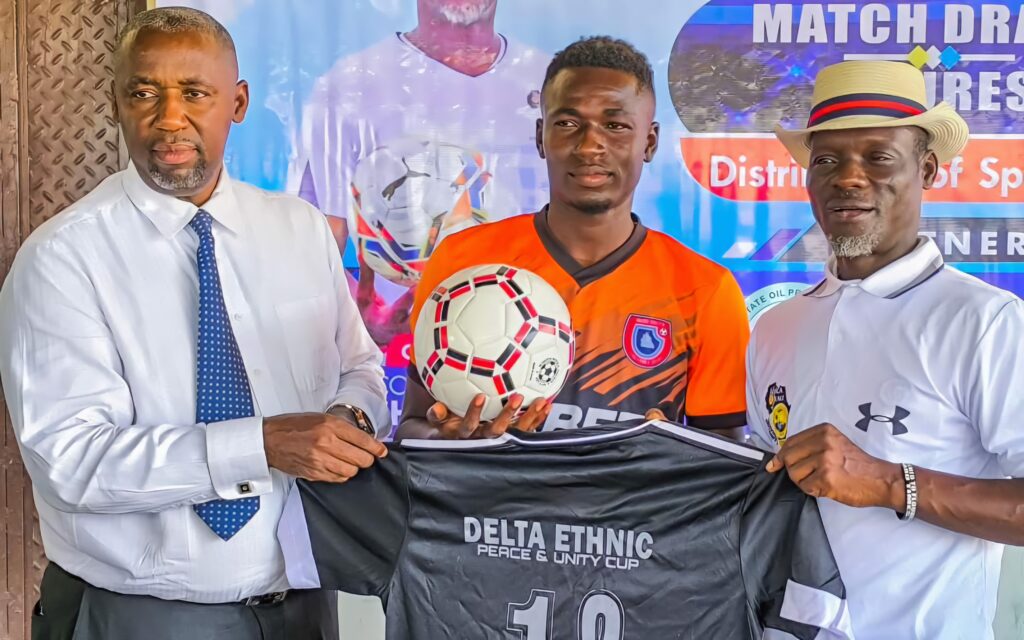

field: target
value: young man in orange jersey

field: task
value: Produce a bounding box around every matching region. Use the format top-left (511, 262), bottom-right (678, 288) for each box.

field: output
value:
top-left (396, 36), bottom-right (749, 440)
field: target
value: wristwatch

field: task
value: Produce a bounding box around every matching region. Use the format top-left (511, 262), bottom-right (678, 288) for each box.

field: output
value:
top-left (329, 403), bottom-right (376, 436)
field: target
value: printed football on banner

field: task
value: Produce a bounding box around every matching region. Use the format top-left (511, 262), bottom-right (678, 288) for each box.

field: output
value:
top-left (413, 264), bottom-right (574, 421)
top-left (349, 139), bottom-right (516, 286)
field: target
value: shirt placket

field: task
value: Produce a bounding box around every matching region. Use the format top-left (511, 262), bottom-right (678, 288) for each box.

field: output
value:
top-left (813, 288), bottom-right (848, 430)
top-left (212, 233), bottom-right (279, 418)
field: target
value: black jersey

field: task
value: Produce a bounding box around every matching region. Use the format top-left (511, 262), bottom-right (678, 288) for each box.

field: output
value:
top-left (278, 421), bottom-right (852, 639)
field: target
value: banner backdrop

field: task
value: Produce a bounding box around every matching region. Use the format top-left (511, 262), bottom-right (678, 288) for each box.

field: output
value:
top-left (160, 0), bottom-right (1024, 427)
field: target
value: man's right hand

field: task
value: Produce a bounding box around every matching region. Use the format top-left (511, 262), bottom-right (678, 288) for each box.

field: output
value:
top-left (263, 412), bottom-right (387, 482)
top-left (425, 393), bottom-right (550, 439)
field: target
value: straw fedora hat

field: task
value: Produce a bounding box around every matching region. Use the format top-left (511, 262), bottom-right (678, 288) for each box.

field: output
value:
top-left (774, 60), bottom-right (969, 168)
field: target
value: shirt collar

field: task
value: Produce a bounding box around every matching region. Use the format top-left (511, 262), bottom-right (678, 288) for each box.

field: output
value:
top-left (122, 160), bottom-right (243, 238)
top-left (533, 206), bottom-right (647, 288)
top-left (803, 236), bottom-right (945, 300)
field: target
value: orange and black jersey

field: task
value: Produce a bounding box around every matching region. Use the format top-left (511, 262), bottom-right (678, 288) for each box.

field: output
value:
top-left (409, 211), bottom-right (749, 430)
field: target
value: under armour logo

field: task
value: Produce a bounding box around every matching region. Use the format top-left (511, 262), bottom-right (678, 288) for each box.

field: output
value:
top-left (855, 403), bottom-right (910, 436)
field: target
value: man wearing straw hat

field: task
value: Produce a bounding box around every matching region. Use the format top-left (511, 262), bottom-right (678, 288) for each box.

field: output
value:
top-left (746, 60), bottom-right (1024, 639)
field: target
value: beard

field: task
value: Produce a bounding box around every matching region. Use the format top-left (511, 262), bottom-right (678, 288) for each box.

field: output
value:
top-left (438, 1), bottom-right (494, 25)
top-left (148, 156), bottom-right (208, 192)
top-left (826, 212), bottom-right (886, 258)
top-left (828, 232), bottom-right (883, 258)
top-left (572, 197), bottom-right (614, 215)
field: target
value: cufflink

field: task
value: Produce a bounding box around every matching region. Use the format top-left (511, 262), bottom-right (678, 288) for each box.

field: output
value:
top-left (238, 482), bottom-right (253, 495)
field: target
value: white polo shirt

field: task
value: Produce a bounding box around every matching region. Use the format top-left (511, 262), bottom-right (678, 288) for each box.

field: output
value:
top-left (746, 237), bottom-right (1024, 640)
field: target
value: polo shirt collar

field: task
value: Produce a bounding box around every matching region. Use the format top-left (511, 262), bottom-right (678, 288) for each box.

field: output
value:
top-left (803, 237), bottom-right (944, 300)
top-left (122, 160), bottom-right (244, 238)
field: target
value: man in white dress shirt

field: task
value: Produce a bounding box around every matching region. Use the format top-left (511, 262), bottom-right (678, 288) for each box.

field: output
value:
top-left (747, 60), bottom-right (1024, 639)
top-left (0, 8), bottom-right (388, 639)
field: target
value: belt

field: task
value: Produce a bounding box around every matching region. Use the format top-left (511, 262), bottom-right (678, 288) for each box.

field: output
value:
top-left (241, 591), bottom-right (289, 607)
top-left (50, 563), bottom-right (292, 608)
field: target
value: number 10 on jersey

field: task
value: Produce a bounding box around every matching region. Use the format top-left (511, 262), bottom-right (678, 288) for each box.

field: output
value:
top-left (507, 588), bottom-right (624, 640)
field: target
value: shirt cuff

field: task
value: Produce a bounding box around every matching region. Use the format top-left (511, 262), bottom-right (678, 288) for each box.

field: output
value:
top-left (329, 392), bottom-right (392, 440)
top-left (205, 416), bottom-right (273, 499)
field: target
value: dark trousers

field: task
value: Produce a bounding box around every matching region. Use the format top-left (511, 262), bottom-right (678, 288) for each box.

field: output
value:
top-left (32, 563), bottom-right (339, 640)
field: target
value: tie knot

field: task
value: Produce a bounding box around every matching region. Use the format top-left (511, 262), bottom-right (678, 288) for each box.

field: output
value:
top-left (189, 209), bottom-right (214, 237)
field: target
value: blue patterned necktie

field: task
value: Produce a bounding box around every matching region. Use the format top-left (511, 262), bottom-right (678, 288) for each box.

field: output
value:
top-left (190, 209), bottom-right (260, 540)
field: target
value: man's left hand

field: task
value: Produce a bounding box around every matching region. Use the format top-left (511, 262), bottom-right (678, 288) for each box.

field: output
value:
top-left (766, 423), bottom-right (906, 510)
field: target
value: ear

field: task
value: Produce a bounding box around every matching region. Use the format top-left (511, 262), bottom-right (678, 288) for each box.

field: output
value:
top-left (535, 118), bottom-right (545, 159)
top-left (921, 150), bottom-right (938, 190)
top-left (644, 121), bottom-right (660, 163)
top-left (233, 79), bottom-right (250, 124)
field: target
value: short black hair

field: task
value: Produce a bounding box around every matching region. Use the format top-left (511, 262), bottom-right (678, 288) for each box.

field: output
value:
top-left (542, 36), bottom-right (654, 96)
top-left (114, 7), bottom-right (236, 70)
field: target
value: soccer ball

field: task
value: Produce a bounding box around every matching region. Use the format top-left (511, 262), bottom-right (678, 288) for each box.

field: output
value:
top-left (413, 264), bottom-right (575, 421)
top-left (349, 139), bottom-right (514, 287)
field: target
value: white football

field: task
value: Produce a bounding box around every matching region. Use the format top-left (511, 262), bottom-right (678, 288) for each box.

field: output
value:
top-left (413, 264), bottom-right (574, 421)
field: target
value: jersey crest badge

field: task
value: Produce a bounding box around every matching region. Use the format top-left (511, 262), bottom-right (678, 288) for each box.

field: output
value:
top-left (622, 314), bottom-right (672, 368)
top-left (765, 383), bottom-right (790, 446)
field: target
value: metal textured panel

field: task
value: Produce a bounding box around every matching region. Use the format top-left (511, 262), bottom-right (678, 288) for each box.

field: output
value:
top-left (1, 0), bottom-right (27, 635)
top-left (26, 0), bottom-right (125, 231)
